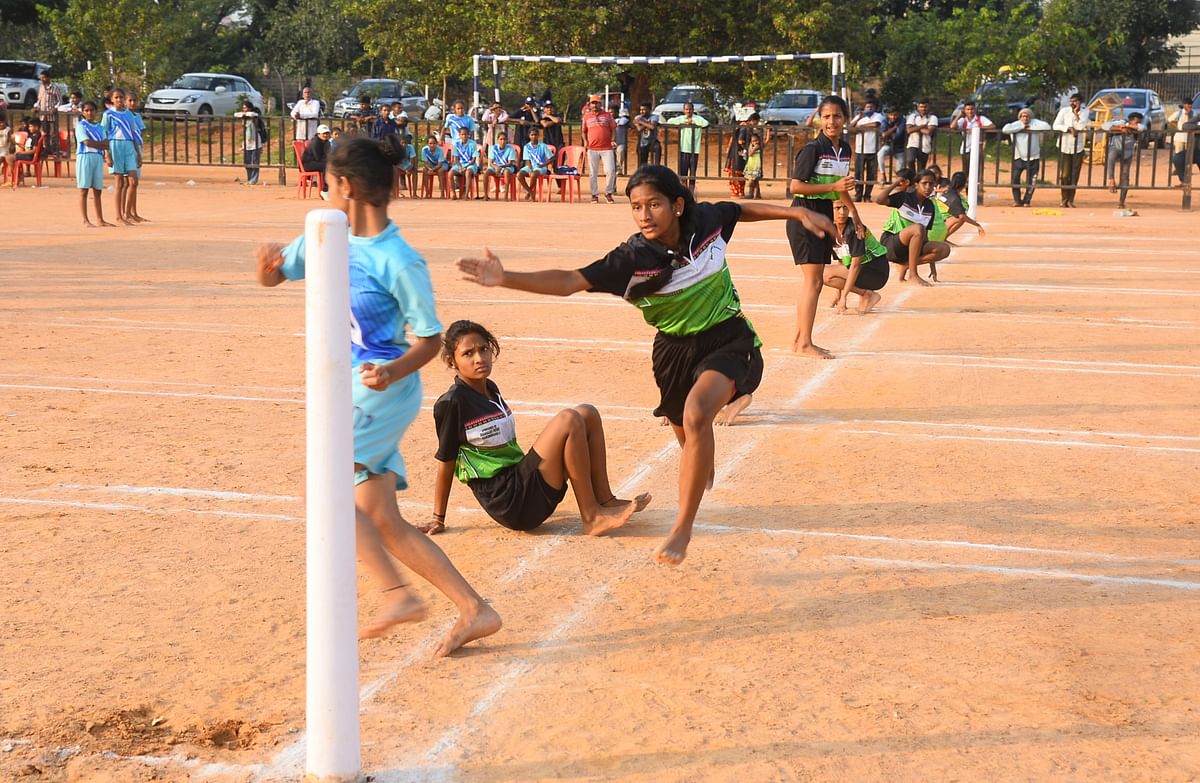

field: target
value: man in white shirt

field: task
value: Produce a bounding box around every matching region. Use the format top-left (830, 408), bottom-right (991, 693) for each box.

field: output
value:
top-left (951, 101), bottom-right (994, 182)
top-left (1167, 99), bottom-right (1197, 184)
top-left (905, 98), bottom-right (938, 170)
top-left (1002, 108), bottom-right (1052, 206)
top-left (290, 86), bottom-right (321, 141)
top-left (850, 98), bottom-right (884, 201)
top-left (1052, 93), bottom-right (1089, 207)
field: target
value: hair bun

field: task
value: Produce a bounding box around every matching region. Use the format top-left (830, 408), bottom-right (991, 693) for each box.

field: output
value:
top-left (378, 134), bottom-right (408, 165)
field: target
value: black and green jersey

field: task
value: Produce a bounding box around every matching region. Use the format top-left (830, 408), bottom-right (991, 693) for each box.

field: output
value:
top-left (791, 134), bottom-right (852, 202)
top-left (434, 377), bottom-right (524, 484)
top-left (836, 222), bottom-right (887, 266)
top-left (881, 190), bottom-right (943, 237)
top-left (580, 201), bottom-right (759, 343)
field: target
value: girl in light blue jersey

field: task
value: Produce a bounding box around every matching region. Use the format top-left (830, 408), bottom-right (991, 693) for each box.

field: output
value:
top-left (255, 135), bottom-right (500, 656)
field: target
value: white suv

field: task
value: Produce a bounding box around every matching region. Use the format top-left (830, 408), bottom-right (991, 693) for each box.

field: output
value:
top-left (0, 61), bottom-right (67, 109)
top-left (653, 84), bottom-right (727, 123)
top-left (145, 73), bottom-right (264, 117)
top-left (761, 89), bottom-right (824, 125)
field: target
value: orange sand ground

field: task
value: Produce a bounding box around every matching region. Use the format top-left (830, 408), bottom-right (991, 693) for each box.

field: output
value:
top-left (0, 165), bottom-right (1197, 782)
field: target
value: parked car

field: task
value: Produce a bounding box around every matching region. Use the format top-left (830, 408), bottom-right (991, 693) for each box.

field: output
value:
top-left (332, 79), bottom-right (428, 118)
top-left (949, 78), bottom-right (1038, 125)
top-left (652, 84), bottom-right (728, 123)
top-left (145, 73), bottom-right (263, 117)
top-left (761, 89), bottom-right (824, 125)
top-left (1086, 88), bottom-right (1168, 146)
top-left (0, 61), bottom-right (67, 109)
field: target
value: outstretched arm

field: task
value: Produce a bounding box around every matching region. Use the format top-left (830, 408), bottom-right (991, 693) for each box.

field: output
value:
top-left (255, 243), bottom-right (286, 287)
top-left (458, 247), bottom-right (591, 296)
top-left (737, 201), bottom-right (834, 238)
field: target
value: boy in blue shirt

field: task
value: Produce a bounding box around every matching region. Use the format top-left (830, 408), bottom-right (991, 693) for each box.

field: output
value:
top-left (75, 101), bottom-right (113, 227)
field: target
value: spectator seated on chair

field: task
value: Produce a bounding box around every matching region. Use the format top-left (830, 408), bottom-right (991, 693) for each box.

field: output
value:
top-left (420, 133), bottom-right (449, 197)
top-left (302, 124), bottom-right (332, 194)
top-left (483, 131), bottom-right (517, 200)
top-left (15, 118), bottom-right (40, 162)
top-left (518, 126), bottom-right (553, 201)
top-left (394, 132), bottom-right (417, 197)
top-left (449, 125), bottom-right (481, 199)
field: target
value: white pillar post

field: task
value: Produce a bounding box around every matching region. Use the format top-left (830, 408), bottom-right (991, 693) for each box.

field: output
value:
top-left (303, 209), bottom-right (361, 783)
top-left (472, 54), bottom-right (481, 118)
top-left (967, 125), bottom-right (981, 220)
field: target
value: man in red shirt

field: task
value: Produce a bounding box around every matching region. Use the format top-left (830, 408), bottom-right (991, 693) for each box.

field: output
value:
top-left (582, 94), bottom-right (617, 203)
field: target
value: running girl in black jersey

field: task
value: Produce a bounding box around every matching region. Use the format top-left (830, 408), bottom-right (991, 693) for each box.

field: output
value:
top-left (428, 320), bottom-right (651, 536)
top-left (787, 95), bottom-right (867, 359)
top-left (457, 165), bottom-right (833, 566)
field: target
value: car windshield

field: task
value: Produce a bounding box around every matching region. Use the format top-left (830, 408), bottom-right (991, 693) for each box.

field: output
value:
top-left (664, 88), bottom-right (706, 104)
top-left (0, 62), bottom-right (38, 79)
top-left (171, 76), bottom-right (216, 91)
top-left (349, 81), bottom-right (399, 98)
top-left (768, 92), bottom-right (819, 109)
top-left (1094, 90), bottom-right (1148, 109)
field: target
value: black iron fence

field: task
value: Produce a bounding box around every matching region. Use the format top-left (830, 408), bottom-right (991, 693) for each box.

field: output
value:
top-left (8, 110), bottom-right (1196, 209)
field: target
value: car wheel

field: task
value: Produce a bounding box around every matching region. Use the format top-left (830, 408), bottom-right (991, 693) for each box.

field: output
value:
top-left (198, 104), bottom-right (213, 120)
top-left (25, 90), bottom-right (37, 108)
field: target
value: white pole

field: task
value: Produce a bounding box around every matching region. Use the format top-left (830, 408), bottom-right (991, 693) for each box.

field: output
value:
top-left (967, 125), bottom-right (981, 220)
top-left (304, 209), bottom-right (361, 783)
top-left (472, 54), bottom-right (480, 120)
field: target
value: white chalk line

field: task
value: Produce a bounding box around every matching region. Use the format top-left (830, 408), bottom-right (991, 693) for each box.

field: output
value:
top-left (0, 497), bottom-right (300, 522)
top-left (693, 522), bottom-right (1196, 567)
top-left (845, 351), bottom-right (1200, 373)
top-left (942, 281), bottom-right (1200, 298)
top-left (54, 483), bottom-right (301, 502)
top-left (884, 309), bottom-right (1197, 331)
top-left (730, 252), bottom-right (1200, 267)
top-left (841, 429), bottom-right (1200, 454)
top-left (833, 555), bottom-right (1200, 592)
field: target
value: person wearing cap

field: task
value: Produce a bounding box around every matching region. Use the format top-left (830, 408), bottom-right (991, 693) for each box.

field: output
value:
top-left (539, 98), bottom-right (564, 152)
top-left (512, 96), bottom-right (540, 149)
top-left (302, 124), bottom-right (332, 194)
top-left (582, 95), bottom-right (618, 203)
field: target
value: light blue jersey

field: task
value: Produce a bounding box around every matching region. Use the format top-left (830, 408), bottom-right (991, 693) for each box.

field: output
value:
top-left (280, 221), bottom-right (443, 367)
top-left (422, 145), bottom-right (447, 168)
top-left (443, 113), bottom-right (478, 138)
top-left (452, 138), bottom-right (479, 166)
top-left (523, 141), bottom-right (552, 168)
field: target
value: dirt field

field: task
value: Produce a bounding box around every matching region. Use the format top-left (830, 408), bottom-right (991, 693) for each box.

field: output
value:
top-left (1, 165), bottom-right (1197, 782)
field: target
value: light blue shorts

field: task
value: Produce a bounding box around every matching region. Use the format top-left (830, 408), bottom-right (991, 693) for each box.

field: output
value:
top-left (352, 368), bottom-right (422, 488)
top-left (77, 153), bottom-right (104, 190)
top-left (452, 163), bottom-right (479, 174)
top-left (108, 139), bottom-right (138, 175)
top-left (521, 165), bottom-right (549, 175)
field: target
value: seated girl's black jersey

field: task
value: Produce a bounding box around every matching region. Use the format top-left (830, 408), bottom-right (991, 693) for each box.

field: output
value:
top-left (434, 377), bottom-right (524, 483)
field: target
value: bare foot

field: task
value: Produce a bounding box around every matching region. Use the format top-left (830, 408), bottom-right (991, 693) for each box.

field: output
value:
top-left (715, 393), bottom-right (752, 426)
top-left (792, 339), bottom-right (835, 359)
top-left (83, 220), bottom-right (95, 228)
top-left (659, 416), bottom-right (671, 426)
top-left (602, 492), bottom-right (652, 513)
top-left (417, 518), bottom-right (446, 535)
top-left (583, 500), bottom-right (638, 536)
top-left (119, 218), bottom-right (136, 226)
top-left (360, 590), bottom-right (428, 640)
top-left (132, 215), bottom-right (150, 223)
top-left (653, 528), bottom-right (692, 565)
top-left (856, 291), bottom-right (881, 314)
top-left (436, 601), bottom-right (502, 657)
top-left (99, 220), bottom-right (116, 227)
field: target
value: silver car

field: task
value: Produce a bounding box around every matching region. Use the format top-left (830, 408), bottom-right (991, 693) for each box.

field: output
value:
top-left (332, 79), bottom-right (428, 119)
top-left (761, 89), bottom-right (823, 126)
top-left (145, 73), bottom-right (264, 117)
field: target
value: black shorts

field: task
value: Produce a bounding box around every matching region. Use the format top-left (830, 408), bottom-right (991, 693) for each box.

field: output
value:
top-left (880, 231), bottom-right (907, 263)
top-left (851, 259), bottom-right (889, 291)
top-left (786, 198), bottom-right (834, 265)
top-left (651, 316), bottom-right (764, 426)
top-left (468, 448), bottom-right (567, 531)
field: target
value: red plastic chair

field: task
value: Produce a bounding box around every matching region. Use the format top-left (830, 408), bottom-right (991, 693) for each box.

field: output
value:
top-left (545, 145), bottom-right (586, 203)
top-left (293, 140), bottom-right (324, 199)
top-left (45, 129), bottom-right (71, 177)
top-left (14, 134), bottom-right (45, 187)
top-left (528, 144), bottom-right (555, 201)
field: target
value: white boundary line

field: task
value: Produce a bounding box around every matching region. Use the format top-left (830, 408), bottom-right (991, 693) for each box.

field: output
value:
top-left (941, 281), bottom-right (1200, 298)
top-left (839, 429), bottom-right (1200, 454)
top-left (845, 351), bottom-right (1200, 372)
top-left (833, 555), bottom-right (1200, 591)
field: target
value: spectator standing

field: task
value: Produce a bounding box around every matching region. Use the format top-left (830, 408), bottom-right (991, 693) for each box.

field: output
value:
top-left (613, 100), bottom-right (629, 174)
top-left (1052, 92), bottom-right (1088, 208)
top-left (0, 115), bottom-right (16, 188)
top-left (290, 86), bottom-right (321, 141)
top-left (1103, 112), bottom-right (1143, 209)
top-left (582, 95), bottom-right (618, 203)
top-left (951, 101), bottom-right (994, 179)
top-left (59, 91), bottom-right (84, 134)
top-left (1168, 99), bottom-right (1197, 184)
top-left (1002, 108), bottom-right (1051, 206)
top-left (849, 98), bottom-right (884, 201)
top-left (539, 98), bottom-right (565, 152)
top-left (36, 71), bottom-right (63, 154)
top-left (480, 101), bottom-right (509, 150)
top-left (370, 104), bottom-right (398, 141)
top-left (353, 97), bottom-right (375, 133)
top-left (665, 102), bottom-right (709, 192)
top-left (905, 98), bottom-right (937, 170)
top-left (443, 100), bottom-right (478, 143)
top-left (235, 99), bottom-right (265, 185)
top-left (633, 102), bottom-right (662, 168)
top-left (878, 106), bottom-right (906, 182)
top-left (512, 96), bottom-right (539, 149)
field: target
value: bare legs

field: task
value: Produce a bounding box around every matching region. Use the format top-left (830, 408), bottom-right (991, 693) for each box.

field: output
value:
top-left (531, 404), bottom-right (650, 535)
top-left (113, 174), bottom-right (132, 225)
top-left (655, 370), bottom-right (734, 566)
top-left (79, 188), bottom-right (114, 227)
top-left (355, 471), bottom-right (501, 656)
top-left (793, 263), bottom-right (833, 358)
top-left (127, 171), bottom-right (146, 222)
top-left (823, 266), bottom-right (880, 314)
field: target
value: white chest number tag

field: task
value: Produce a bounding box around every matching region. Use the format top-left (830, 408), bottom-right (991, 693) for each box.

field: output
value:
top-left (350, 310), bottom-right (364, 348)
top-left (898, 203), bottom-right (931, 227)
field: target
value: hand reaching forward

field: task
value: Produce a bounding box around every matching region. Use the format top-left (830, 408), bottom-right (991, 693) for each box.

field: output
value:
top-left (458, 247), bottom-right (505, 287)
top-left (255, 243), bottom-right (285, 287)
top-left (798, 210), bottom-right (834, 239)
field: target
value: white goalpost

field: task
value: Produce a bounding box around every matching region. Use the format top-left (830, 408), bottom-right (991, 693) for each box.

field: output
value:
top-left (471, 51), bottom-right (849, 115)
top-left (303, 208), bottom-right (362, 783)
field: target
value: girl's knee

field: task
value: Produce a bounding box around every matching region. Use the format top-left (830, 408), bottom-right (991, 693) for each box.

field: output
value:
top-left (555, 407), bottom-right (585, 432)
top-left (574, 403), bottom-right (600, 423)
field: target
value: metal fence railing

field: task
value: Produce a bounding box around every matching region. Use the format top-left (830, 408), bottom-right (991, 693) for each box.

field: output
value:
top-left (7, 110), bottom-right (1196, 209)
